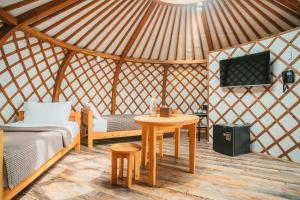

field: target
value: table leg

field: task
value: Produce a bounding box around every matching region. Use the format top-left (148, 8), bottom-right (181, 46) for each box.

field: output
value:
top-left (111, 153), bottom-right (117, 185)
top-left (148, 126), bottom-right (156, 186)
top-left (174, 128), bottom-right (180, 158)
top-left (141, 126), bottom-right (148, 166)
top-left (188, 123), bottom-right (196, 173)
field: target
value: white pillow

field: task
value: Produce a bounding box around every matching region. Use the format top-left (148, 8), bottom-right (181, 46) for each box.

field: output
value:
top-left (85, 102), bottom-right (101, 119)
top-left (23, 102), bottom-right (72, 124)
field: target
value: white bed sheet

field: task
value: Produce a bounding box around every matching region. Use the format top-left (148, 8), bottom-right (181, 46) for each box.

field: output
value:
top-left (93, 118), bottom-right (107, 132)
top-left (3, 121), bottom-right (79, 139)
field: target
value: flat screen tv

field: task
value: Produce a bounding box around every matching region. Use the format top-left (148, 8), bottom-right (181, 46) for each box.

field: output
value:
top-left (220, 51), bottom-right (271, 87)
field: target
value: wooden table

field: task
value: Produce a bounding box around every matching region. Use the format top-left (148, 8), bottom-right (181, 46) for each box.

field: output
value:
top-left (134, 114), bottom-right (199, 186)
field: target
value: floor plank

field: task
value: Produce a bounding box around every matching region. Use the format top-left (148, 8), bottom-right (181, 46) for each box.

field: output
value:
top-left (16, 134), bottom-right (300, 200)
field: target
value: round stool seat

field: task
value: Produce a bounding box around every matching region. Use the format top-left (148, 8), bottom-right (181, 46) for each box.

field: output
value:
top-left (111, 143), bottom-right (141, 154)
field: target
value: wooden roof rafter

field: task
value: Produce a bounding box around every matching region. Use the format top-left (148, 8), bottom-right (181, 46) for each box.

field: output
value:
top-left (61, 0), bottom-right (115, 43)
top-left (140, 4), bottom-right (164, 58)
top-left (40, 0), bottom-right (99, 34)
top-left (89, 0), bottom-right (138, 51)
top-left (266, 0), bottom-right (300, 19)
top-left (111, 1), bottom-right (151, 55)
top-left (219, 0), bottom-right (251, 42)
top-left (129, 4), bottom-right (160, 58)
top-left (205, 1), bottom-right (222, 49)
top-left (166, 6), bottom-right (178, 60)
top-left (213, 0), bottom-right (241, 44)
top-left (235, 0), bottom-right (272, 35)
top-left (157, 6), bottom-right (173, 60)
top-left (148, 5), bottom-right (169, 59)
top-left (225, 0), bottom-right (260, 39)
top-left (193, 6), bottom-right (205, 58)
top-left (0, 8), bottom-right (17, 25)
top-left (0, 0), bottom-right (79, 47)
top-left (253, 0), bottom-right (298, 28)
top-left (2, 0), bottom-right (38, 11)
top-left (209, 0), bottom-right (232, 47)
top-left (244, 0), bottom-right (284, 32)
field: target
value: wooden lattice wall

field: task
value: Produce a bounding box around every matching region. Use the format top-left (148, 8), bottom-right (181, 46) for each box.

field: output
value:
top-left (0, 31), bottom-right (68, 123)
top-left (115, 62), bottom-right (164, 115)
top-left (0, 31), bottom-right (208, 122)
top-left (165, 64), bottom-right (207, 114)
top-left (207, 28), bottom-right (300, 163)
top-left (59, 53), bottom-right (117, 115)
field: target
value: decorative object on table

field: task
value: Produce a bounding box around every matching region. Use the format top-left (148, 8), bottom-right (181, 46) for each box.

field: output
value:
top-left (160, 106), bottom-right (172, 117)
top-left (149, 97), bottom-right (157, 116)
top-left (213, 123), bottom-right (250, 156)
top-left (202, 105), bottom-right (208, 113)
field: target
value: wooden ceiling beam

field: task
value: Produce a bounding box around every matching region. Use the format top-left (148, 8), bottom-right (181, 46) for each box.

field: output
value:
top-left (158, 6), bottom-right (172, 59)
top-left (235, 0), bottom-right (272, 34)
top-left (131, 5), bottom-right (159, 57)
top-left (210, 1), bottom-right (232, 47)
top-left (140, 5), bottom-right (163, 58)
top-left (85, 0), bottom-right (132, 50)
top-left (0, 8), bottom-right (17, 25)
top-left (189, 6), bottom-right (196, 60)
top-left (175, 7), bottom-right (182, 60)
top-left (0, 0), bottom-right (78, 47)
top-left (201, 2), bottom-right (213, 51)
top-left (166, 7), bottom-right (177, 60)
top-left (61, 0), bottom-right (113, 43)
top-left (277, 0), bottom-right (300, 14)
top-left (41, 1), bottom-right (97, 33)
top-left (226, 0), bottom-right (260, 39)
top-left (53, 50), bottom-right (76, 101)
top-left (267, 0), bottom-right (300, 19)
top-left (244, 0), bottom-right (284, 32)
top-left (111, 0), bottom-right (158, 114)
top-left (2, 0), bottom-right (38, 11)
top-left (253, 0), bottom-right (297, 28)
top-left (148, 5), bottom-right (169, 59)
top-left (106, 1), bottom-right (147, 54)
top-left (205, 2), bottom-right (222, 49)
top-left (193, 6), bottom-right (204, 59)
top-left (17, 0), bottom-right (79, 26)
top-left (214, 0), bottom-right (241, 44)
top-left (219, 0), bottom-right (251, 42)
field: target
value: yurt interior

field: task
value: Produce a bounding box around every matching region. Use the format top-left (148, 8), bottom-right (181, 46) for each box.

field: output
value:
top-left (0, 0), bottom-right (299, 199)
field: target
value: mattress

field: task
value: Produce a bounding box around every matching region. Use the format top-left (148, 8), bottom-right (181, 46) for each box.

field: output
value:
top-left (0, 126), bottom-right (73, 189)
top-left (2, 121), bottom-right (79, 138)
top-left (93, 115), bottom-right (140, 132)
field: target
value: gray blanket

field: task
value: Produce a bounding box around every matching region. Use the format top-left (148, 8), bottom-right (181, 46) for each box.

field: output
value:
top-left (1, 126), bottom-right (72, 189)
top-left (103, 115), bottom-right (141, 132)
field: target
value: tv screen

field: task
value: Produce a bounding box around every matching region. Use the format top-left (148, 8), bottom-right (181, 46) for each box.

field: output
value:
top-left (220, 51), bottom-right (271, 87)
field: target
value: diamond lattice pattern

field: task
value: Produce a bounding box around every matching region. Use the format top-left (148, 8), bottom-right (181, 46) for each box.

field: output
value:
top-left (0, 31), bottom-right (67, 123)
top-left (59, 53), bottom-right (116, 115)
top-left (116, 62), bottom-right (164, 115)
top-left (166, 64), bottom-right (207, 114)
top-left (208, 28), bottom-right (300, 163)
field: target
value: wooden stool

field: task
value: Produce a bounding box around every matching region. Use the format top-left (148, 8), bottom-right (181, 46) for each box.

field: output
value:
top-left (111, 143), bottom-right (141, 188)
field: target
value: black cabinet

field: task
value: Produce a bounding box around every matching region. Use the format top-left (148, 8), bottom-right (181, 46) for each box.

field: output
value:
top-left (213, 124), bottom-right (250, 156)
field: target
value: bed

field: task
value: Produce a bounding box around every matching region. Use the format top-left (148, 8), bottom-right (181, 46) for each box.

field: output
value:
top-left (0, 103), bottom-right (80, 200)
top-left (81, 107), bottom-right (142, 149)
top-left (81, 107), bottom-right (177, 157)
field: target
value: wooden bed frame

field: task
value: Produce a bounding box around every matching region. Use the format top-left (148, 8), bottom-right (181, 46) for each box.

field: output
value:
top-left (0, 111), bottom-right (81, 200)
top-left (81, 107), bottom-right (175, 153)
top-left (81, 107), bottom-right (141, 150)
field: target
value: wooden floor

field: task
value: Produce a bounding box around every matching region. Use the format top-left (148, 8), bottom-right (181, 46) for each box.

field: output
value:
top-left (16, 134), bottom-right (300, 200)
